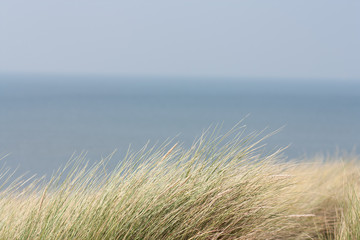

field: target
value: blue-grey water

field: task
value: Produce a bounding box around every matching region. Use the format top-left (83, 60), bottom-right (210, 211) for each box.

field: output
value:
top-left (0, 74), bottom-right (359, 178)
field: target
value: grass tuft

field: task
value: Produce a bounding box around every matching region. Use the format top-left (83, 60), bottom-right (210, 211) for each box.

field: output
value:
top-left (0, 127), bottom-right (359, 239)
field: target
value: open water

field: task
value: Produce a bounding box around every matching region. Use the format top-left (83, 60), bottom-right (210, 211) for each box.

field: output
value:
top-left (0, 74), bottom-right (359, 177)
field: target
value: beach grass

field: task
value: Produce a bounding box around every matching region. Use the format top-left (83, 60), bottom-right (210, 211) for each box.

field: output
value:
top-left (0, 126), bottom-right (359, 239)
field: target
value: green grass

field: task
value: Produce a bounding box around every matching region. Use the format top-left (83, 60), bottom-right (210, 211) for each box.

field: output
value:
top-left (0, 126), bottom-right (359, 239)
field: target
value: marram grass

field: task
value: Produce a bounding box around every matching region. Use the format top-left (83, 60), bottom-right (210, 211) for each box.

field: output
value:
top-left (0, 127), bottom-right (359, 239)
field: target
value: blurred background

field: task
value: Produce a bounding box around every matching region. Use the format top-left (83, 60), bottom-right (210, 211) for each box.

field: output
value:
top-left (0, 1), bottom-right (359, 177)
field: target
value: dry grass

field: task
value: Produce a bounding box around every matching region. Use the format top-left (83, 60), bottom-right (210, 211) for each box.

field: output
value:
top-left (0, 126), bottom-right (359, 239)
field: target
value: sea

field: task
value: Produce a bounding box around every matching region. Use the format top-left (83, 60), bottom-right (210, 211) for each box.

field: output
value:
top-left (0, 74), bottom-right (359, 178)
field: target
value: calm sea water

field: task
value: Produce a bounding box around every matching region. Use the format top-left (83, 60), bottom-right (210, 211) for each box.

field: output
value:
top-left (0, 74), bottom-right (359, 177)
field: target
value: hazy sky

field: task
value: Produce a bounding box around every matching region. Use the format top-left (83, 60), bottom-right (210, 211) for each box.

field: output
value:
top-left (0, 1), bottom-right (359, 80)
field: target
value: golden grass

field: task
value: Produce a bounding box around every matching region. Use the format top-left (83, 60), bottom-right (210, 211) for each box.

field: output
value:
top-left (0, 127), bottom-right (359, 239)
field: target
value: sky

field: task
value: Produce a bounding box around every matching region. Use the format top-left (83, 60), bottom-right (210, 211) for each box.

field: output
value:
top-left (0, 0), bottom-right (359, 81)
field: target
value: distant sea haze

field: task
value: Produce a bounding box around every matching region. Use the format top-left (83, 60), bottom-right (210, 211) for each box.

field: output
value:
top-left (0, 74), bottom-right (359, 177)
